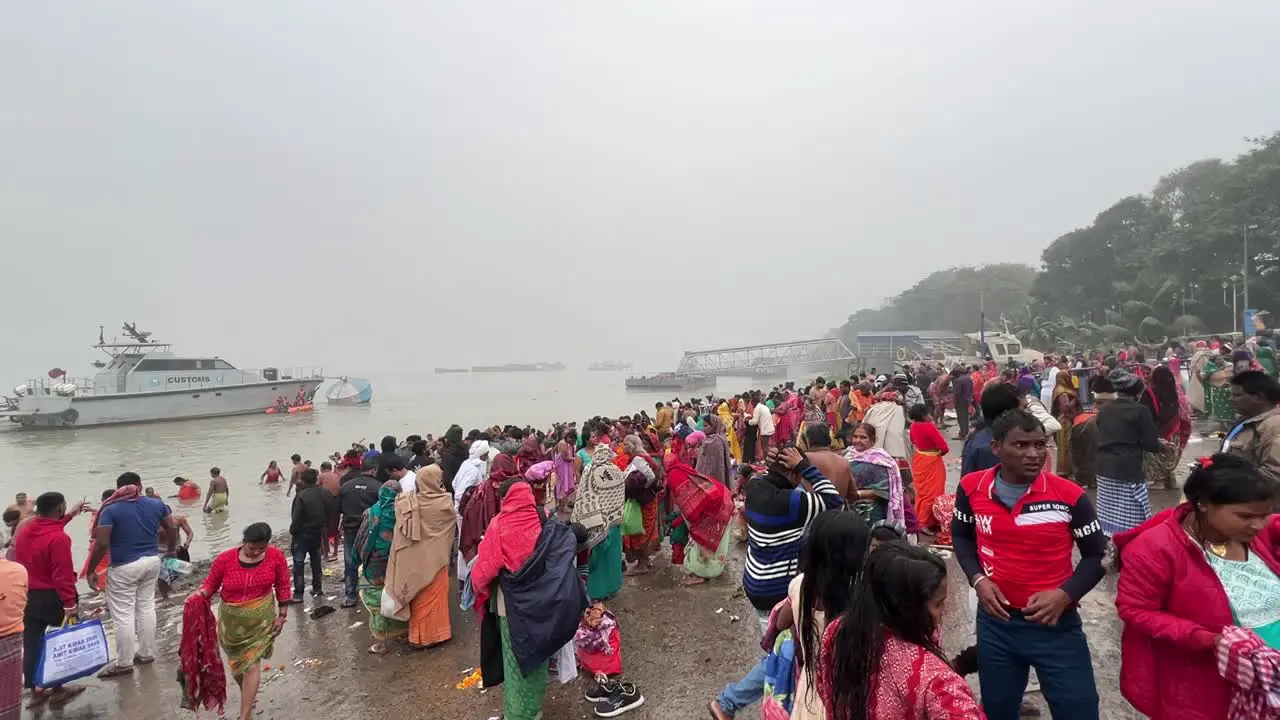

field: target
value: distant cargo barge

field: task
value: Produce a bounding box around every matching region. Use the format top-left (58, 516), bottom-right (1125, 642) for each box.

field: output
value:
top-left (625, 373), bottom-right (714, 392)
top-left (471, 362), bottom-right (566, 373)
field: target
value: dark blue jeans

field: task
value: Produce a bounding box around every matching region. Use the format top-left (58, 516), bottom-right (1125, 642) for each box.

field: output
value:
top-left (976, 608), bottom-right (1099, 720)
top-left (291, 535), bottom-right (323, 597)
top-left (342, 528), bottom-right (360, 602)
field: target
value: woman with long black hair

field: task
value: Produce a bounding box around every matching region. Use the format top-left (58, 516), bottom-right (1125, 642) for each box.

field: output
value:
top-left (1140, 365), bottom-right (1191, 490)
top-left (818, 542), bottom-right (984, 719)
top-left (772, 510), bottom-right (870, 720)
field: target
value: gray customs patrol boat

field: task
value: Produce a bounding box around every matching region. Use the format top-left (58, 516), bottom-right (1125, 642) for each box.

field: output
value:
top-left (0, 323), bottom-right (323, 428)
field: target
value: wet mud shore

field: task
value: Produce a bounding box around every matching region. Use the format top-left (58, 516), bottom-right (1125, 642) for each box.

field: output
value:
top-left (25, 431), bottom-right (1218, 720)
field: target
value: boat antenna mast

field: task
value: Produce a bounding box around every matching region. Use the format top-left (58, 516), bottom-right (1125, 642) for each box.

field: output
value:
top-left (93, 322), bottom-right (168, 358)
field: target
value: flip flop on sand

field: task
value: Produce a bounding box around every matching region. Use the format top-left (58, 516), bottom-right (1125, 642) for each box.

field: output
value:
top-left (48, 686), bottom-right (86, 708)
top-left (98, 662), bottom-right (135, 679)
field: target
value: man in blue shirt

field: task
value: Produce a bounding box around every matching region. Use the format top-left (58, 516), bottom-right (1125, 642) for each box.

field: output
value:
top-left (961, 382), bottom-right (1024, 476)
top-left (85, 472), bottom-right (177, 679)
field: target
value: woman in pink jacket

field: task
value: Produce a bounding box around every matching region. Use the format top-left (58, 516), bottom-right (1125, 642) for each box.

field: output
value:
top-left (1114, 454), bottom-right (1280, 719)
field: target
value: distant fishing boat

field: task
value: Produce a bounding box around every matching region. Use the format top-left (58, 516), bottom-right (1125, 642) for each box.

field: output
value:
top-left (325, 377), bottom-right (373, 405)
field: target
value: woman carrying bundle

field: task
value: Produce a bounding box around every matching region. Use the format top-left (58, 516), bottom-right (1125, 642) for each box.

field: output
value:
top-left (195, 523), bottom-right (292, 720)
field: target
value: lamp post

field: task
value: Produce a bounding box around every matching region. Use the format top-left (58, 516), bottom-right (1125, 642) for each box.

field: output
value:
top-left (1230, 274), bottom-right (1242, 333)
top-left (1244, 223), bottom-right (1260, 315)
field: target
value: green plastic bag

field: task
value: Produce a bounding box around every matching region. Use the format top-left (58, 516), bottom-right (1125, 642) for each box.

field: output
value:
top-left (621, 499), bottom-right (644, 536)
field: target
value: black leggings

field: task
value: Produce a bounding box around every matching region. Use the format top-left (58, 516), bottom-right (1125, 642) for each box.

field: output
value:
top-left (23, 589), bottom-right (66, 689)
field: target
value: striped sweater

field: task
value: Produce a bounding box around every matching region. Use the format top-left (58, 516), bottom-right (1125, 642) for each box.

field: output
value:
top-left (742, 461), bottom-right (846, 610)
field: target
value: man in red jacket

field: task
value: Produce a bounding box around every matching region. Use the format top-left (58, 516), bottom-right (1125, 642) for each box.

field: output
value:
top-left (13, 492), bottom-right (85, 709)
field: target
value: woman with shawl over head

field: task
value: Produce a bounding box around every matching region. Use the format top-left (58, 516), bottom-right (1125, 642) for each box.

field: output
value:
top-left (1051, 371), bottom-right (1080, 477)
top-left (471, 481), bottom-right (549, 720)
top-left (717, 400), bottom-right (742, 462)
top-left (1140, 365), bottom-right (1193, 490)
top-left (801, 395), bottom-right (825, 440)
top-left (620, 435), bottom-right (663, 576)
top-left (386, 465), bottom-right (455, 651)
top-left (846, 423), bottom-right (906, 529)
top-left (665, 436), bottom-right (735, 585)
top-left (572, 443), bottom-right (627, 600)
top-left (697, 415), bottom-right (733, 486)
top-left (355, 480), bottom-right (407, 654)
top-left (197, 523), bottom-right (292, 720)
top-left (514, 434), bottom-right (544, 476)
top-left (458, 450), bottom-right (518, 574)
top-left (1200, 350), bottom-right (1240, 426)
top-left (772, 393), bottom-right (798, 446)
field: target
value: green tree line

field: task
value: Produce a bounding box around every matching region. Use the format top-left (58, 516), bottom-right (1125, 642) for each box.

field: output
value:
top-left (837, 131), bottom-right (1280, 351)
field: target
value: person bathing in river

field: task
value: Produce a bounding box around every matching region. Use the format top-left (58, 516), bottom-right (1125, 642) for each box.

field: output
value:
top-left (204, 468), bottom-right (229, 513)
top-left (260, 461), bottom-right (283, 484)
top-left (6, 494), bottom-right (34, 524)
top-left (173, 476), bottom-right (201, 501)
top-left (287, 454), bottom-right (306, 495)
top-left (156, 512), bottom-right (194, 600)
top-left (316, 461), bottom-right (343, 561)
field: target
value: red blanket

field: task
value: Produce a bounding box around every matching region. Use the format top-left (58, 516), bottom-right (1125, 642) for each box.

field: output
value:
top-left (180, 593), bottom-right (226, 715)
top-left (664, 458), bottom-right (733, 554)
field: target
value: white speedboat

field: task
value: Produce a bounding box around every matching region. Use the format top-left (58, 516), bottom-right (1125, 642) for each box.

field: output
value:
top-left (0, 323), bottom-right (324, 428)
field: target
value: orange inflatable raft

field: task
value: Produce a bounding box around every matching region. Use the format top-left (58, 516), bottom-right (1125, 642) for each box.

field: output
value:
top-left (265, 403), bottom-right (313, 415)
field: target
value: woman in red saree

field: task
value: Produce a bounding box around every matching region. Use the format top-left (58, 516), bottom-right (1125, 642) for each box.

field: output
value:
top-left (664, 450), bottom-right (734, 585)
top-left (819, 542), bottom-right (984, 719)
top-left (907, 405), bottom-right (949, 537)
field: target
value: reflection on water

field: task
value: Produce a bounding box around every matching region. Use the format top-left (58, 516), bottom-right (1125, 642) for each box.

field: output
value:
top-left (0, 369), bottom-right (786, 563)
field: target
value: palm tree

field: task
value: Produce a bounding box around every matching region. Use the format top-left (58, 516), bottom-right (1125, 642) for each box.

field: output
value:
top-left (1000, 310), bottom-right (1059, 349)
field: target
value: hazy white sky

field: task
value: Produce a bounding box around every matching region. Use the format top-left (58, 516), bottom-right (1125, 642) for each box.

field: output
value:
top-left (2, 1), bottom-right (1278, 379)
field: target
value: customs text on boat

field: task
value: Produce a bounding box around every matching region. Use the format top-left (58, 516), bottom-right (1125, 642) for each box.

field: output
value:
top-left (0, 323), bottom-right (324, 428)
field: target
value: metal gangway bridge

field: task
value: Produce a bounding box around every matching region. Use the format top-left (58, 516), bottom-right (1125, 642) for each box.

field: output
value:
top-left (675, 338), bottom-right (857, 376)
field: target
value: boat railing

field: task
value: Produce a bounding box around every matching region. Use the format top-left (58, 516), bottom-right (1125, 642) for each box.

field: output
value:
top-left (244, 367), bottom-right (325, 381)
top-left (19, 376), bottom-right (97, 395)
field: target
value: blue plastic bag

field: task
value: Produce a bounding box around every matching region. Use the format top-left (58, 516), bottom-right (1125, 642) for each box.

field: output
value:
top-left (34, 619), bottom-right (110, 688)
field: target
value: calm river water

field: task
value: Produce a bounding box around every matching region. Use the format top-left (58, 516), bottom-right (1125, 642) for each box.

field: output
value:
top-left (0, 369), bottom-right (777, 561)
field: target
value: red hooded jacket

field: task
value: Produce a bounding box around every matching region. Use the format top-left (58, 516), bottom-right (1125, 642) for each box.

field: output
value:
top-left (13, 516), bottom-right (79, 609)
top-left (1114, 504), bottom-right (1280, 720)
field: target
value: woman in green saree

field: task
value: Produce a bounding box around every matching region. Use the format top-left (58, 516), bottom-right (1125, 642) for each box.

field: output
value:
top-left (571, 443), bottom-right (626, 601)
top-left (1199, 353), bottom-right (1237, 426)
top-left (354, 480), bottom-right (408, 654)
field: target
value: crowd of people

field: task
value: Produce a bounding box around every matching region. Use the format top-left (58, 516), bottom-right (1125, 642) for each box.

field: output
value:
top-left (3, 336), bottom-right (1280, 719)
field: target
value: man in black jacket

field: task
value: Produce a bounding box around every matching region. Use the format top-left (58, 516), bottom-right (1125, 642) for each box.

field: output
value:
top-left (290, 468), bottom-right (330, 601)
top-left (952, 366), bottom-right (974, 440)
top-left (1094, 367), bottom-right (1161, 538)
top-left (337, 457), bottom-right (382, 607)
